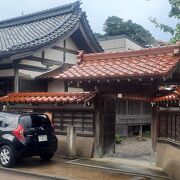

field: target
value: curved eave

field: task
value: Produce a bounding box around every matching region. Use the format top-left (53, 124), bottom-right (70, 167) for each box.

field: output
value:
top-left (79, 14), bottom-right (103, 53)
top-left (0, 2), bottom-right (80, 29)
top-left (0, 20), bottom-right (81, 60)
top-left (0, 13), bottom-right (103, 60)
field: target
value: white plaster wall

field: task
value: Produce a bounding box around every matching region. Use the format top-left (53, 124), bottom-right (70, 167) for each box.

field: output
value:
top-left (19, 64), bottom-right (59, 78)
top-left (66, 37), bottom-right (79, 51)
top-left (66, 53), bottom-right (77, 64)
top-left (0, 69), bottom-right (14, 77)
top-left (0, 37), bottom-right (79, 79)
top-left (19, 69), bottom-right (43, 78)
top-left (65, 37), bottom-right (79, 64)
top-left (33, 51), bottom-right (42, 58)
top-left (33, 37), bottom-right (78, 64)
top-left (53, 39), bottom-right (64, 47)
top-left (20, 59), bottom-right (45, 67)
top-left (48, 80), bottom-right (65, 92)
top-left (44, 48), bottom-right (63, 62)
top-left (125, 38), bottom-right (143, 50)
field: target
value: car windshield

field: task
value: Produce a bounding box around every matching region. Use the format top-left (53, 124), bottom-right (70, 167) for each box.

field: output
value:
top-left (19, 114), bottom-right (51, 128)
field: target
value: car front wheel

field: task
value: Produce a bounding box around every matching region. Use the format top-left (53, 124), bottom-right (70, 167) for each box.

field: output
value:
top-left (0, 145), bottom-right (16, 167)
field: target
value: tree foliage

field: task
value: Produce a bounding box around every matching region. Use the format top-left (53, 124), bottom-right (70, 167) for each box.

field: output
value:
top-left (94, 32), bottom-right (105, 39)
top-left (169, 0), bottom-right (180, 19)
top-left (102, 16), bottom-right (155, 46)
top-left (150, 0), bottom-right (180, 43)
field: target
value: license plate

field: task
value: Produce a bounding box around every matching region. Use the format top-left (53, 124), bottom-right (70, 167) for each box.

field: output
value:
top-left (38, 135), bottom-right (48, 142)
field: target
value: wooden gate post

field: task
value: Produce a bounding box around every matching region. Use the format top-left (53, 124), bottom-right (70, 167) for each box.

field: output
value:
top-left (94, 93), bottom-right (104, 157)
top-left (103, 94), bottom-right (117, 154)
top-left (152, 105), bottom-right (159, 152)
top-left (94, 92), bottom-right (117, 157)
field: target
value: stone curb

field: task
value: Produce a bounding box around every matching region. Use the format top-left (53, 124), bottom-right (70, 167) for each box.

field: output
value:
top-left (0, 167), bottom-right (69, 180)
top-left (66, 159), bottom-right (170, 180)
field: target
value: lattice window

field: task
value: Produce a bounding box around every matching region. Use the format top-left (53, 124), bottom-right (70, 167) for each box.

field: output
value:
top-left (53, 111), bottom-right (94, 136)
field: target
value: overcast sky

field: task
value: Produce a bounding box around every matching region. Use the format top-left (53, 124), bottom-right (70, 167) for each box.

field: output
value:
top-left (0, 0), bottom-right (178, 41)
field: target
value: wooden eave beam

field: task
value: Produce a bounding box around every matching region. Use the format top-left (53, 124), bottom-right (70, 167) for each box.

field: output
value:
top-left (79, 23), bottom-right (97, 53)
top-left (10, 51), bottom-right (34, 61)
top-left (28, 56), bottom-right (63, 66)
top-left (18, 64), bottom-right (49, 72)
top-left (0, 63), bottom-right (49, 72)
top-left (51, 46), bottom-right (78, 55)
top-left (0, 63), bottom-right (13, 70)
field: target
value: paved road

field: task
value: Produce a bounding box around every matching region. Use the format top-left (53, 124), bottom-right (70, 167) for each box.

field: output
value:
top-left (0, 170), bottom-right (45, 180)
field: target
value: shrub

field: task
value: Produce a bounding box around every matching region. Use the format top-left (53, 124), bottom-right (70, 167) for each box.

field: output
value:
top-left (115, 134), bottom-right (122, 144)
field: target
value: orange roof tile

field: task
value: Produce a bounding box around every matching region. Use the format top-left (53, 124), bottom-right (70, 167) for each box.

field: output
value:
top-left (153, 88), bottom-right (180, 103)
top-left (121, 94), bottom-right (149, 101)
top-left (38, 63), bottom-right (73, 79)
top-left (55, 45), bottom-right (180, 80)
top-left (0, 92), bottom-right (95, 104)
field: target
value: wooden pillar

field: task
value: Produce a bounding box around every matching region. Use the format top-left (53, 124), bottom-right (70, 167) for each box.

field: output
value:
top-left (103, 94), bottom-right (117, 154)
top-left (63, 40), bottom-right (66, 63)
top-left (64, 81), bottom-right (68, 92)
top-left (94, 92), bottom-right (117, 157)
top-left (139, 101), bottom-right (143, 137)
top-left (94, 93), bottom-right (104, 157)
top-left (14, 65), bottom-right (19, 93)
top-left (139, 124), bottom-right (142, 137)
top-left (151, 105), bottom-right (158, 152)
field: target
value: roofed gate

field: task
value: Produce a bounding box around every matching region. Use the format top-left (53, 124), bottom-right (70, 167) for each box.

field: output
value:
top-left (52, 44), bottom-right (180, 156)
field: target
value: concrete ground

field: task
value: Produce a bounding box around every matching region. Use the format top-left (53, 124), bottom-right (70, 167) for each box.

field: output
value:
top-left (0, 169), bottom-right (45, 180)
top-left (0, 156), bottom-right (169, 180)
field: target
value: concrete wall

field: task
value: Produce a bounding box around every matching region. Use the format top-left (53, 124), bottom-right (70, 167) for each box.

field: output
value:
top-left (56, 135), bottom-right (94, 158)
top-left (125, 38), bottom-right (143, 51)
top-left (99, 37), bottom-right (143, 52)
top-left (99, 37), bottom-right (126, 52)
top-left (156, 142), bottom-right (180, 180)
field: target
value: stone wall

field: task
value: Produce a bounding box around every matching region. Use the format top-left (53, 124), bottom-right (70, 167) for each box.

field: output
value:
top-left (156, 142), bottom-right (180, 180)
top-left (56, 135), bottom-right (94, 158)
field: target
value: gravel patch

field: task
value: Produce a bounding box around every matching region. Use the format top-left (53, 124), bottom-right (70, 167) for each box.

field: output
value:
top-left (106, 137), bottom-right (155, 162)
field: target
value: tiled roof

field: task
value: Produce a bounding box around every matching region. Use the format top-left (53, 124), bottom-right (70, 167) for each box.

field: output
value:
top-left (120, 94), bottom-right (149, 101)
top-left (0, 2), bottom-right (102, 58)
top-left (153, 88), bottom-right (180, 102)
top-left (0, 92), bottom-right (96, 104)
top-left (55, 45), bottom-right (180, 81)
top-left (38, 63), bottom-right (73, 79)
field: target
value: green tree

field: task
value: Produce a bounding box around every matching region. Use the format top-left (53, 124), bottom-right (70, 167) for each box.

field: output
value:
top-left (149, 0), bottom-right (180, 43)
top-left (103, 16), bottom-right (155, 46)
top-left (94, 32), bottom-right (105, 39)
